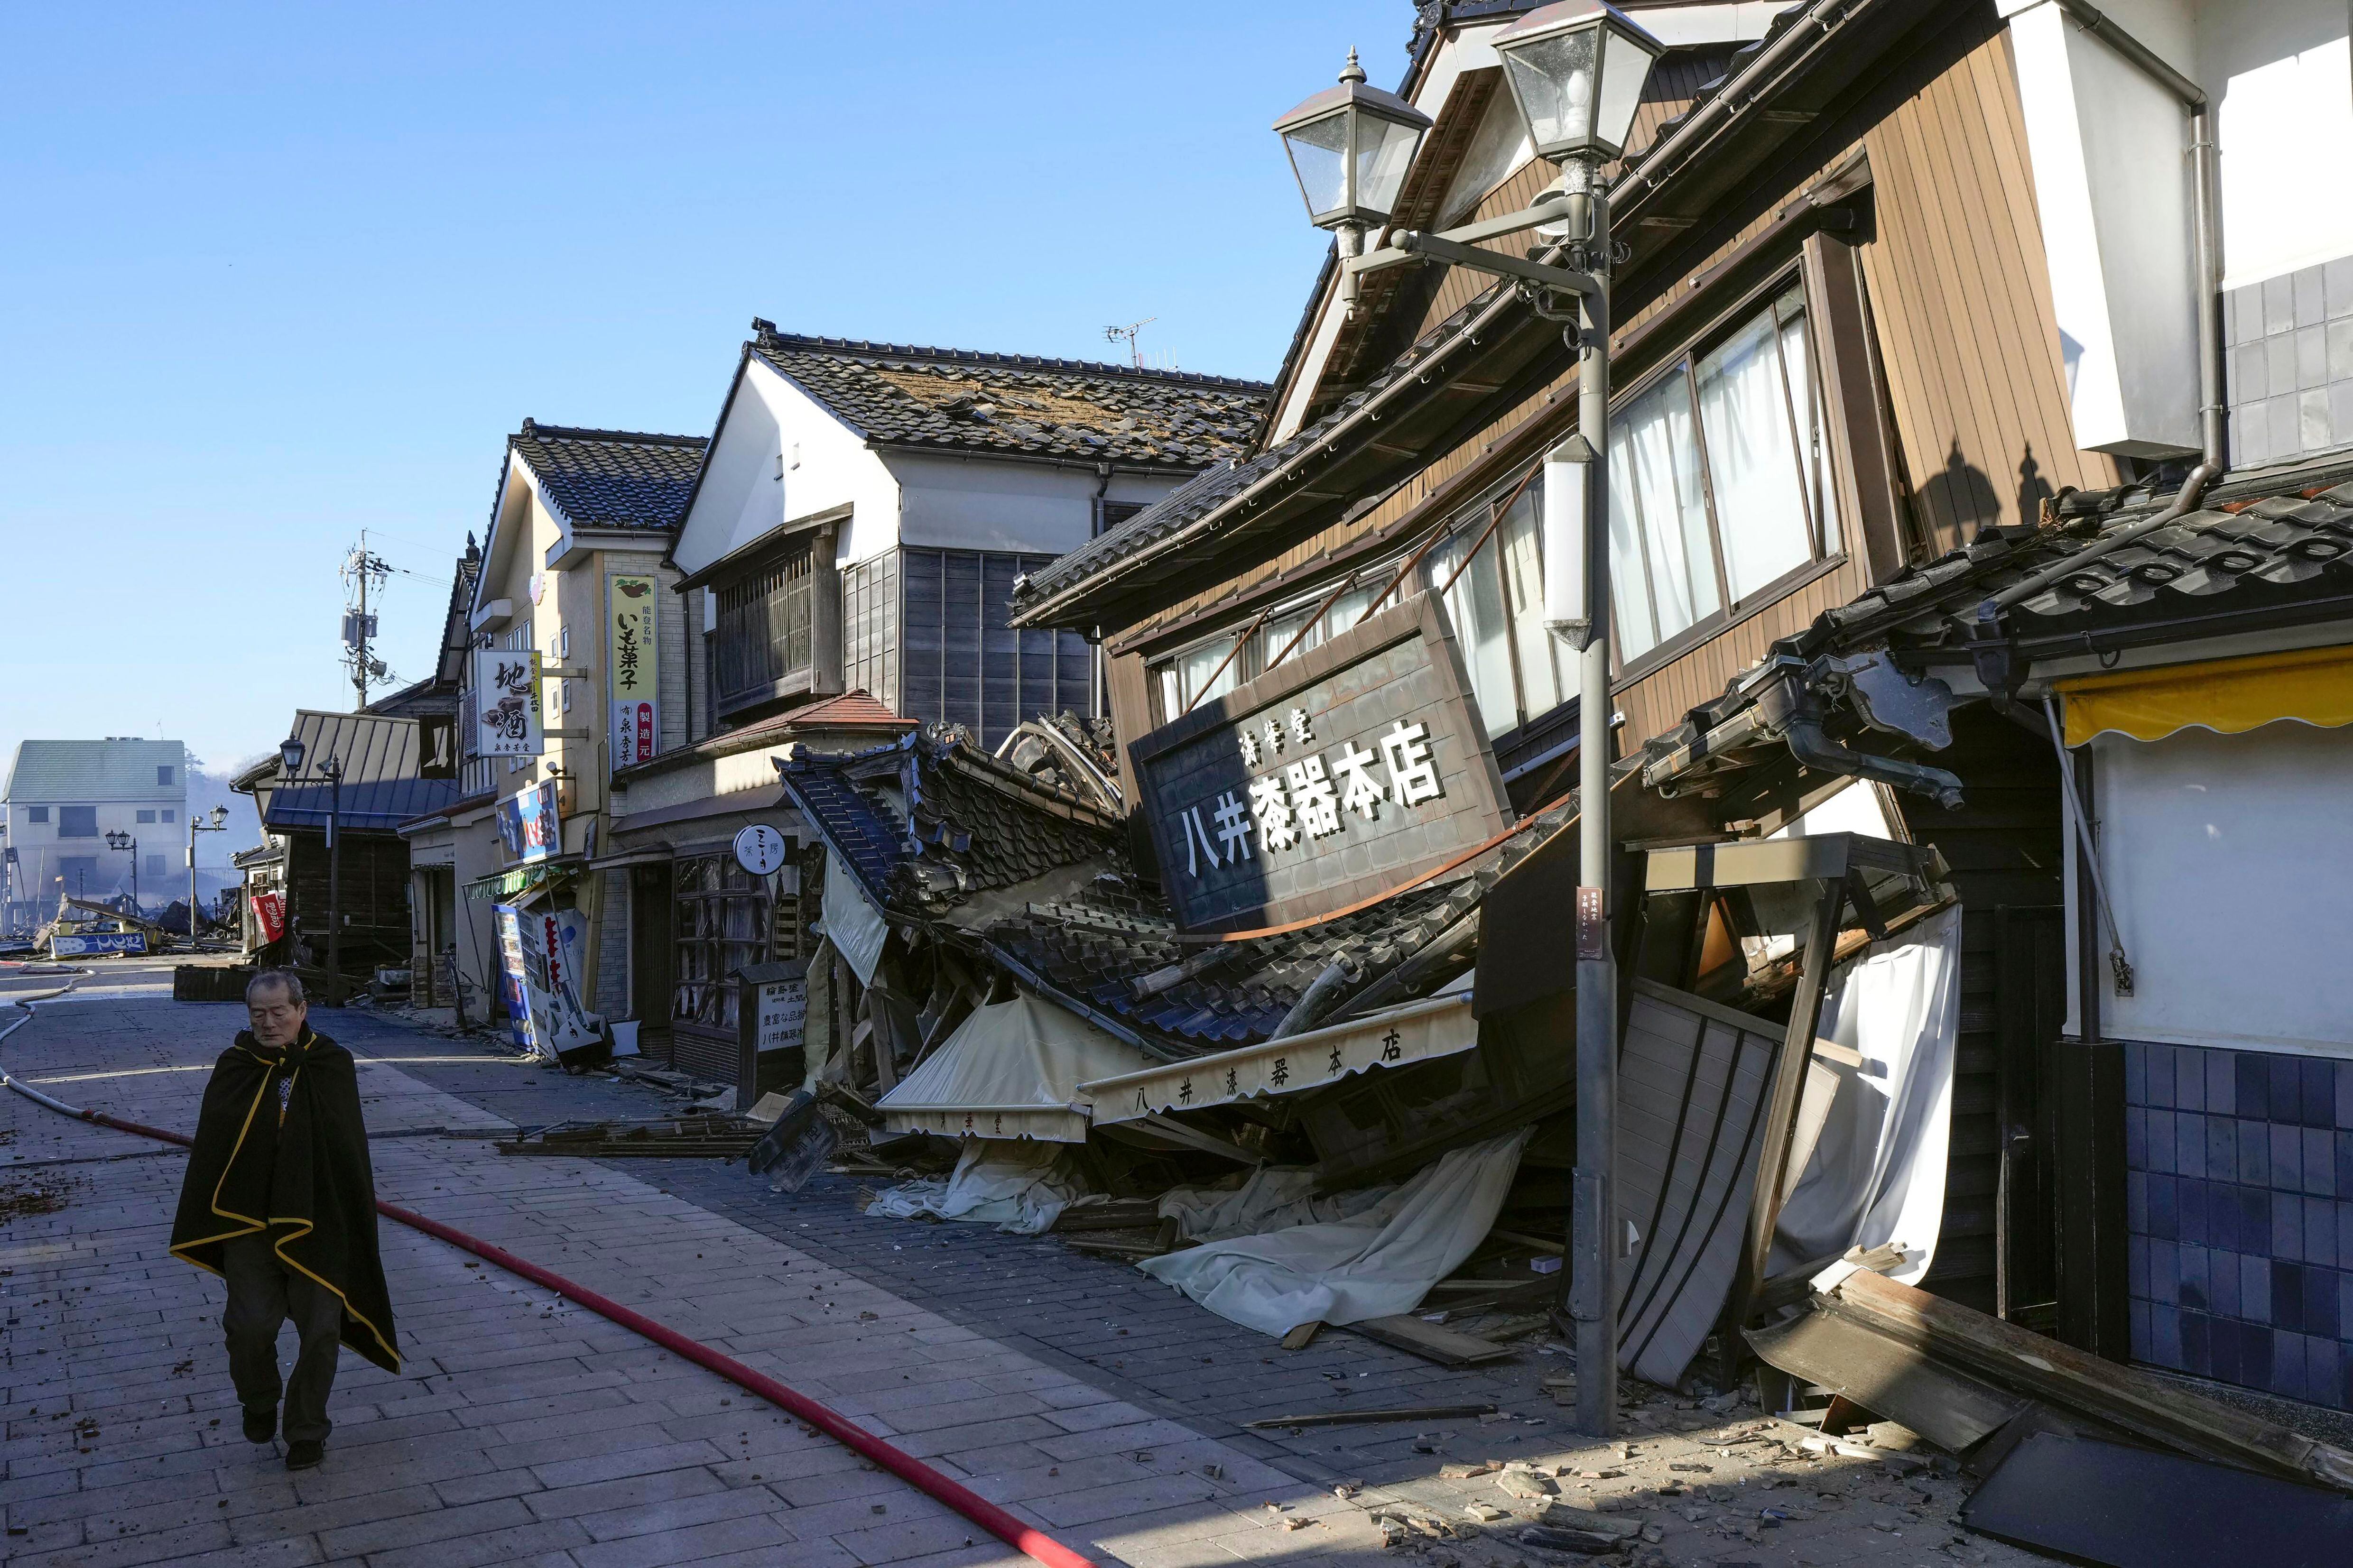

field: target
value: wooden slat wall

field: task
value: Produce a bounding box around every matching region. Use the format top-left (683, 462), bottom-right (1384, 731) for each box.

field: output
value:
top-left (1113, 29), bottom-right (2114, 761)
top-left (1854, 28), bottom-right (2120, 558)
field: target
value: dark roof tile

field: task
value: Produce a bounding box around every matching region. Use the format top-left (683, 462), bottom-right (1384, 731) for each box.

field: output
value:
top-left (510, 421), bottom-right (708, 530)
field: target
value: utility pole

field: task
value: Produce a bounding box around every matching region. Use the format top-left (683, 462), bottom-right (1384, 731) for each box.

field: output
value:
top-left (343, 533), bottom-right (393, 711)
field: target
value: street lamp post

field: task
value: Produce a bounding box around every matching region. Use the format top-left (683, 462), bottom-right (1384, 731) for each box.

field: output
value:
top-left (1280, 3), bottom-right (1658, 1438)
top-left (103, 830), bottom-right (140, 916)
top-left (189, 805), bottom-right (229, 949)
top-left (279, 734), bottom-right (345, 993)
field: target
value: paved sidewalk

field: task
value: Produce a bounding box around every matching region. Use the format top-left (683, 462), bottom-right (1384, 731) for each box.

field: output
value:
top-left (2, 963), bottom-right (2052, 1568)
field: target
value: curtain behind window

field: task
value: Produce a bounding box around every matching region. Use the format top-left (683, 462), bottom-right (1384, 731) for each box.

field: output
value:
top-left (1696, 305), bottom-right (1814, 603)
top-left (1495, 483), bottom-right (1563, 718)
top-left (1425, 524), bottom-right (1519, 738)
top-left (1609, 368), bottom-right (1716, 660)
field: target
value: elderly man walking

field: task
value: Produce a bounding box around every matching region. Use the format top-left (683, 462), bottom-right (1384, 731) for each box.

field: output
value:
top-left (169, 970), bottom-right (398, 1469)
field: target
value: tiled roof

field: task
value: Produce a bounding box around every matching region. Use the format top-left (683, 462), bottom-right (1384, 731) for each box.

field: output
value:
top-left (782, 716), bottom-right (1575, 1055)
top-left (1011, 293), bottom-right (1495, 617)
top-left (4, 739), bottom-right (186, 803)
top-left (1636, 467), bottom-right (2353, 793)
top-left (746, 324), bottom-right (1271, 470)
top-left (777, 726), bottom-right (1122, 920)
top-left (510, 420), bottom-right (708, 530)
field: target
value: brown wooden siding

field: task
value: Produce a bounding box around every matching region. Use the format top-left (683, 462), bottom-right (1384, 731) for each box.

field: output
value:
top-left (1855, 28), bottom-right (2121, 557)
top-left (1115, 27), bottom-right (2114, 766)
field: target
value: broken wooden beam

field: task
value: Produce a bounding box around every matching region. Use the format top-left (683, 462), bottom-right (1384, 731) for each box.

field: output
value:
top-left (1242, 1403), bottom-right (1497, 1430)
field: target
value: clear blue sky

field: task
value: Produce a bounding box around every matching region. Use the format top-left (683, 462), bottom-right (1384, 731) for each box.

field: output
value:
top-left (1, 0), bottom-right (1398, 781)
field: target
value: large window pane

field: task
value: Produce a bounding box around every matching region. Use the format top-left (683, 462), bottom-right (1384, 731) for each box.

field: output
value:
top-left (1495, 481), bottom-right (1563, 718)
top-left (1425, 523), bottom-right (1517, 738)
top-left (1175, 634), bottom-right (1239, 713)
top-left (1696, 308), bottom-right (1814, 603)
top-left (1608, 367), bottom-right (1716, 659)
top-left (1776, 291), bottom-right (1834, 556)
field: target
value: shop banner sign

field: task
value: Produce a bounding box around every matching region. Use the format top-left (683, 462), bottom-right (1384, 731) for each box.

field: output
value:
top-left (1130, 593), bottom-right (1510, 933)
top-left (608, 574), bottom-right (660, 772)
top-left (51, 930), bottom-right (146, 957)
top-left (493, 901), bottom-right (599, 1060)
top-left (495, 779), bottom-right (562, 862)
top-left (472, 647), bottom-right (544, 757)
top-left (251, 890), bottom-right (287, 943)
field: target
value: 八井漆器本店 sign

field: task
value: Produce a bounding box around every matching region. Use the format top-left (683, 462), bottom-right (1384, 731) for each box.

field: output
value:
top-left (472, 648), bottom-right (543, 758)
top-left (608, 574), bottom-right (660, 773)
top-left (1130, 592), bottom-right (1510, 933)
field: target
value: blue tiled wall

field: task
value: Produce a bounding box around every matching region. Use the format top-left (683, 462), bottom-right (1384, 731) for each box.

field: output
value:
top-left (2124, 1041), bottom-right (2353, 1411)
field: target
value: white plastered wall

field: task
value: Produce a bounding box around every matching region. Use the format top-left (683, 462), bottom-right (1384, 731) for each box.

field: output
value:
top-left (669, 358), bottom-right (900, 575)
top-left (2001, 0), bottom-right (2353, 454)
top-left (2083, 721), bottom-right (2353, 1056)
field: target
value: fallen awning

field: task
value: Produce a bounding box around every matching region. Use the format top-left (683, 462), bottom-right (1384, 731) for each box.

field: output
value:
top-left (878, 993), bottom-right (1155, 1143)
top-left (2058, 645), bottom-right (2353, 746)
top-left (1081, 990), bottom-right (1477, 1125)
top-left (464, 861), bottom-right (580, 904)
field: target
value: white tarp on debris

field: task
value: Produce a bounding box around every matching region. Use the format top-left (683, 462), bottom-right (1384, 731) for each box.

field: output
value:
top-left (865, 1140), bottom-right (1090, 1235)
top-left (877, 993), bottom-right (1154, 1143)
top-left (1136, 1128), bottom-right (1531, 1337)
top-left (1771, 903), bottom-right (1963, 1285)
top-left (1156, 1166), bottom-right (1401, 1243)
top-left (822, 850), bottom-right (890, 988)
top-left (1082, 991), bottom-right (1477, 1123)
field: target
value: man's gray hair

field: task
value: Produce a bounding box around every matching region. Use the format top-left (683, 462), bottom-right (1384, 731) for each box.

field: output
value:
top-left (245, 968), bottom-right (306, 1006)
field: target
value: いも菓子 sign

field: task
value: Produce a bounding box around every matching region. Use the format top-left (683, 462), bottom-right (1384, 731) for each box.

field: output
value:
top-left (607, 574), bottom-right (660, 773)
top-left (1130, 592), bottom-right (1510, 933)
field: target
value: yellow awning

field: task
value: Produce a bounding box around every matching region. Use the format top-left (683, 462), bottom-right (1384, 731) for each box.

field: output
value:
top-left (2057, 645), bottom-right (2353, 746)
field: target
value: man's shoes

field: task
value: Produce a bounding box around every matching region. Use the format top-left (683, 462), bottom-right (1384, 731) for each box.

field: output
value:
top-left (241, 1409), bottom-right (275, 1444)
top-left (284, 1439), bottom-right (324, 1470)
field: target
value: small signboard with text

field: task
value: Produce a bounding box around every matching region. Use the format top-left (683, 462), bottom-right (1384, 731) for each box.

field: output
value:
top-left (1130, 592), bottom-right (1510, 933)
top-left (495, 779), bottom-right (562, 863)
top-left (51, 930), bottom-right (147, 958)
top-left (607, 574), bottom-right (660, 773)
top-left (471, 648), bottom-right (544, 758)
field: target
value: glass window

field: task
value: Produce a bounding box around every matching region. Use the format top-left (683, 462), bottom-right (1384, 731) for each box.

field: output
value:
top-left (27, 806), bottom-right (47, 823)
top-left (1424, 514), bottom-right (1519, 739)
top-left (1495, 485), bottom-right (1565, 719)
top-left (157, 766), bottom-right (175, 786)
top-left (671, 853), bottom-right (769, 1034)
top-left (161, 809), bottom-right (176, 823)
top-left (1610, 285), bottom-right (1834, 663)
top-left (59, 806), bottom-right (97, 839)
top-left (137, 810), bottom-right (156, 824)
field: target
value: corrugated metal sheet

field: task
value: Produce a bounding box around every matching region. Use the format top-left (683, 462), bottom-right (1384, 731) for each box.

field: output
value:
top-left (261, 710), bottom-right (461, 832)
top-left (3, 739), bottom-right (187, 802)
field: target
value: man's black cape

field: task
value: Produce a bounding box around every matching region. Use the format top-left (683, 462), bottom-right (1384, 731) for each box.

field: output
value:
top-left (169, 1028), bottom-right (400, 1373)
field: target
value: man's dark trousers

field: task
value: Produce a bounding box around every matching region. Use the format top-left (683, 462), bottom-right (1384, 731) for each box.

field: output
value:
top-left (222, 1236), bottom-right (344, 1443)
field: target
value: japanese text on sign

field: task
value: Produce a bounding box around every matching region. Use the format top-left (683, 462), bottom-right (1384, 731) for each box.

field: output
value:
top-left (1170, 709), bottom-right (1443, 880)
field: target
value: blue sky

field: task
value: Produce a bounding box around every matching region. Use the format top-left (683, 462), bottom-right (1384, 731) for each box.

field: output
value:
top-left (0, 1), bottom-right (1396, 784)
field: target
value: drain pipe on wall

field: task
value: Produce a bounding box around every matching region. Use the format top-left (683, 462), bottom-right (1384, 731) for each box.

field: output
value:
top-left (1969, 1), bottom-right (2226, 642)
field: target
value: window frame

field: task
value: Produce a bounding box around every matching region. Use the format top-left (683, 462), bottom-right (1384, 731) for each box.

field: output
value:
top-left (712, 543), bottom-right (817, 719)
top-left (1604, 271), bottom-right (1844, 686)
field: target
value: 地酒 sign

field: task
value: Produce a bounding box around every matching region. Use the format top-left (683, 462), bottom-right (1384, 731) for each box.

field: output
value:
top-left (608, 574), bottom-right (660, 773)
top-left (471, 648), bottom-right (543, 758)
top-left (1131, 592), bottom-right (1510, 933)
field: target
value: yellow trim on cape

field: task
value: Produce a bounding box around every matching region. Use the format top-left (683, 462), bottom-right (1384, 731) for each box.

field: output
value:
top-left (2057, 645), bottom-right (2353, 747)
top-left (167, 1032), bottom-right (401, 1371)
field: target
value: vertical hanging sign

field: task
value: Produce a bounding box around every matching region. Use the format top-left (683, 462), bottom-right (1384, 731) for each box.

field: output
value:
top-left (607, 575), bottom-right (660, 773)
top-left (471, 648), bottom-right (544, 757)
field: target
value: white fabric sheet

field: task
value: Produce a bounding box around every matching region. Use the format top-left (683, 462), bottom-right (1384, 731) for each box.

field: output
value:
top-left (878, 994), bottom-right (1154, 1143)
top-left (865, 1140), bottom-right (1089, 1235)
top-left (1137, 1129), bottom-right (1531, 1337)
top-left (1156, 1166), bottom-right (1399, 1243)
top-left (822, 850), bottom-right (890, 988)
top-left (1769, 904), bottom-right (1963, 1285)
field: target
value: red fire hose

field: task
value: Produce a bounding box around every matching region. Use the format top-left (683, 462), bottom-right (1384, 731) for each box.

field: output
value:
top-left (0, 981), bottom-right (1100, 1568)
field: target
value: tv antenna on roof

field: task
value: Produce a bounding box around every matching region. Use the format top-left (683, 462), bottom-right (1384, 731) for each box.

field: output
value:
top-left (1103, 318), bottom-right (1156, 369)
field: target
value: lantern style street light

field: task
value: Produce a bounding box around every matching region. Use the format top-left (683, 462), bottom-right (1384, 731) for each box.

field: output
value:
top-left (103, 829), bottom-right (141, 916)
top-left (1273, 49), bottom-right (1433, 313)
top-left (189, 804), bottom-right (229, 949)
top-left (1493, 0), bottom-right (1665, 164)
top-left (1277, 2), bottom-right (1658, 1439)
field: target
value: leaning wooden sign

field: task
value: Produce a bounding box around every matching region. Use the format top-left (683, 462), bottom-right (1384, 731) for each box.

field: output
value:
top-left (1130, 592), bottom-right (1510, 933)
